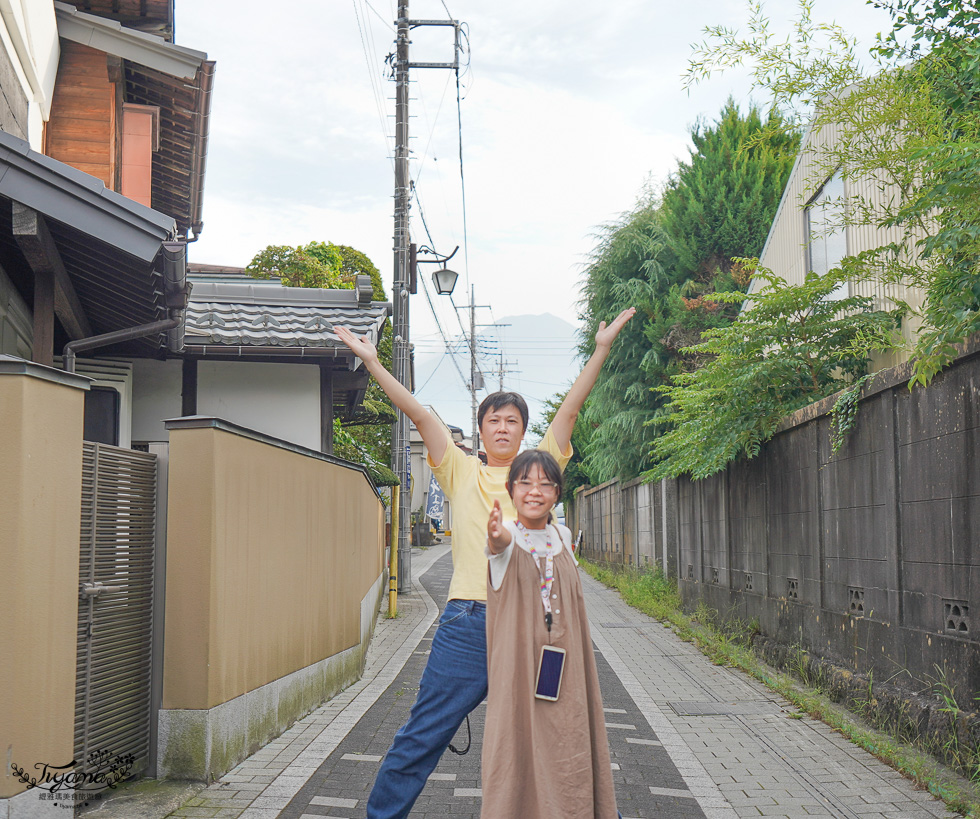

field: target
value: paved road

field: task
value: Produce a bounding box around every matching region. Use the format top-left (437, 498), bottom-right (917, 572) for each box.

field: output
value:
top-left (170, 542), bottom-right (958, 819)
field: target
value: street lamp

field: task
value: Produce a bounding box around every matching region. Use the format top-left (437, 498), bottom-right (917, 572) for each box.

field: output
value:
top-left (432, 267), bottom-right (458, 296)
top-left (418, 245), bottom-right (484, 454)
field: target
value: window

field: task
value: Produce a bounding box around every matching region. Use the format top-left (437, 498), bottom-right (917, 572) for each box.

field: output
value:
top-left (84, 386), bottom-right (120, 446)
top-left (805, 171), bottom-right (848, 300)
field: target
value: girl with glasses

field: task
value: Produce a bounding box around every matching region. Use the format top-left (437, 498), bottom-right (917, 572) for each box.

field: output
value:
top-left (484, 449), bottom-right (619, 818)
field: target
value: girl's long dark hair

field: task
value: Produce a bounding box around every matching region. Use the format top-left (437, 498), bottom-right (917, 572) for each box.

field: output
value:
top-left (506, 450), bottom-right (564, 523)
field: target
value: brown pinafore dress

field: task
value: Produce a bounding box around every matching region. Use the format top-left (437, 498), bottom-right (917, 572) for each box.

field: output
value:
top-left (482, 526), bottom-right (618, 818)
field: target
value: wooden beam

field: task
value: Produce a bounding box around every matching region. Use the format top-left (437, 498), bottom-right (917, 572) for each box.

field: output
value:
top-left (12, 203), bottom-right (94, 342)
top-left (181, 358), bottom-right (198, 416)
top-left (320, 365), bottom-right (335, 455)
top-left (32, 266), bottom-right (54, 367)
top-left (333, 370), bottom-right (369, 419)
top-left (107, 55), bottom-right (124, 192)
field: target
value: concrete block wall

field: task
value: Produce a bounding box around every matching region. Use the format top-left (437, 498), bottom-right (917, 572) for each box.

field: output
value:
top-left (577, 342), bottom-right (980, 713)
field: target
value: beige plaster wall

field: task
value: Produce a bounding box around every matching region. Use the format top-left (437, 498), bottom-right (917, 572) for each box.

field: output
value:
top-left (163, 426), bottom-right (385, 711)
top-left (0, 372), bottom-right (85, 799)
top-left (757, 117), bottom-right (929, 369)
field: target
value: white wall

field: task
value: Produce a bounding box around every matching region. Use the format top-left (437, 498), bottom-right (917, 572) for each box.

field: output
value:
top-left (198, 360), bottom-right (321, 451)
top-left (0, 0), bottom-right (59, 148)
top-left (131, 359), bottom-right (323, 451)
top-left (131, 357), bottom-right (183, 443)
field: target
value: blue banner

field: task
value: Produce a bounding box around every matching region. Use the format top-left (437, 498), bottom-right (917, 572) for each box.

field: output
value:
top-left (425, 472), bottom-right (445, 521)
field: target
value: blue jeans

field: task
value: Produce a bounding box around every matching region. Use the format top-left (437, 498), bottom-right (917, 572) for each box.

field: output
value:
top-left (366, 599), bottom-right (488, 819)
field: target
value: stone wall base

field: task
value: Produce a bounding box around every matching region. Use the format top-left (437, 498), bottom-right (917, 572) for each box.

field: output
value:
top-left (157, 571), bottom-right (385, 782)
top-left (0, 785), bottom-right (83, 819)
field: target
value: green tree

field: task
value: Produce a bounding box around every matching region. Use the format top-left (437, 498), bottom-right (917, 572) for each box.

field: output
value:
top-left (530, 390), bottom-right (596, 502)
top-left (246, 240), bottom-right (395, 480)
top-left (660, 99), bottom-right (800, 284)
top-left (332, 419), bottom-right (399, 487)
top-left (578, 102), bottom-right (799, 483)
top-left (647, 262), bottom-right (899, 480)
top-left (578, 202), bottom-right (671, 482)
top-left (246, 244), bottom-right (343, 289)
top-left (684, 0), bottom-right (980, 385)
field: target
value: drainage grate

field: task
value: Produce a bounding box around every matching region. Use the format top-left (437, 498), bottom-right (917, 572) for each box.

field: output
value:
top-left (788, 577), bottom-right (799, 600)
top-left (687, 564), bottom-right (694, 580)
top-left (744, 572), bottom-right (753, 592)
top-left (944, 599), bottom-right (970, 636)
top-left (711, 567), bottom-right (719, 584)
top-left (849, 586), bottom-right (865, 616)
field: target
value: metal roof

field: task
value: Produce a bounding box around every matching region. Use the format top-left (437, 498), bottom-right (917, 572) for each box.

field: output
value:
top-left (55, 2), bottom-right (202, 77)
top-left (0, 129), bottom-right (176, 260)
top-left (55, 2), bottom-right (214, 240)
top-left (71, 0), bottom-right (173, 41)
top-left (183, 276), bottom-right (389, 358)
top-left (0, 130), bottom-right (181, 353)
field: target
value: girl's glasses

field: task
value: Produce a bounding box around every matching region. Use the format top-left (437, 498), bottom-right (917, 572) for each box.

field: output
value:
top-left (514, 479), bottom-right (558, 492)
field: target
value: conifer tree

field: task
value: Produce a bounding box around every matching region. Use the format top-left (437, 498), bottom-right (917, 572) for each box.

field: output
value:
top-left (575, 101), bottom-right (800, 483)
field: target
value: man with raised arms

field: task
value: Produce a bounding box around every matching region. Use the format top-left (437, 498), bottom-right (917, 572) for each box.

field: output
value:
top-left (335, 306), bottom-right (634, 819)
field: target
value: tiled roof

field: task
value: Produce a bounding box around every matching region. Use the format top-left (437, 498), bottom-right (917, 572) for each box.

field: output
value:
top-left (183, 276), bottom-right (388, 354)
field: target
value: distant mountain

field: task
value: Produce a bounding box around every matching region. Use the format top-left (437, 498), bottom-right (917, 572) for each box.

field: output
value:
top-left (414, 312), bottom-right (582, 442)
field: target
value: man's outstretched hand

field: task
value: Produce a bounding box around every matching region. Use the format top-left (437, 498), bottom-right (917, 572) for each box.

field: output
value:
top-left (595, 307), bottom-right (636, 350)
top-left (335, 325), bottom-right (379, 366)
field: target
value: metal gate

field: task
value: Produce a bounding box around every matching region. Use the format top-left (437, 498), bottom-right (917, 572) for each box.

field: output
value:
top-left (75, 442), bottom-right (157, 779)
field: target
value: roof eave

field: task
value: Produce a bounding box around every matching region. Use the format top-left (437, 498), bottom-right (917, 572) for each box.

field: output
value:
top-left (0, 130), bottom-right (177, 261)
top-left (54, 1), bottom-right (206, 79)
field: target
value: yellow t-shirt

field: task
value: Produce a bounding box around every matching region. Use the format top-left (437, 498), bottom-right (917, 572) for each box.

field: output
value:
top-left (428, 425), bottom-right (572, 602)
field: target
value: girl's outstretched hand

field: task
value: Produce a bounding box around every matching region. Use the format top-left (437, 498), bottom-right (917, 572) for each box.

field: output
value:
top-left (335, 325), bottom-right (379, 366)
top-left (595, 307), bottom-right (636, 350)
top-left (487, 500), bottom-right (509, 554)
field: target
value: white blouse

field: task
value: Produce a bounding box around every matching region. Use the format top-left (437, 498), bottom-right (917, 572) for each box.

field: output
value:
top-left (485, 521), bottom-right (577, 591)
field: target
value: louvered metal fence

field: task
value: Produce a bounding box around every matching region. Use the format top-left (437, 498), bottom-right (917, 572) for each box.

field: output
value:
top-left (75, 442), bottom-right (157, 780)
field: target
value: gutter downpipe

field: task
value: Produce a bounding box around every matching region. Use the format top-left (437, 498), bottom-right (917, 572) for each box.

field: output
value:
top-left (63, 242), bottom-right (189, 372)
top-left (63, 315), bottom-right (181, 373)
top-left (186, 60), bottom-right (215, 243)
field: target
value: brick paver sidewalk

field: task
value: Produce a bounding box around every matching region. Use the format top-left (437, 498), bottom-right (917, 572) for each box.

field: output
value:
top-left (170, 545), bottom-right (959, 819)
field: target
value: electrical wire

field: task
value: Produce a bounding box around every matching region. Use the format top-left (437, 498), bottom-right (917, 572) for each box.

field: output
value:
top-left (455, 35), bottom-right (471, 296)
top-left (413, 185), bottom-right (489, 393)
top-left (418, 269), bottom-right (471, 392)
top-left (412, 188), bottom-right (471, 392)
top-left (415, 350), bottom-right (447, 393)
top-left (363, 0), bottom-right (395, 30)
top-left (351, 0), bottom-right (395, 166)
top-left (413, 70), bottom-right (454, 185)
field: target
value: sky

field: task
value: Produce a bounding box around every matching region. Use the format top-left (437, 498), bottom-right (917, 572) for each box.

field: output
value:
top-left (177, 0), bottom-right (893, 430)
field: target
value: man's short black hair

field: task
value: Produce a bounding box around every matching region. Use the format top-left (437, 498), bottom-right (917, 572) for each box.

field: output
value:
top-left (477, 391), bottom-right (529, 432)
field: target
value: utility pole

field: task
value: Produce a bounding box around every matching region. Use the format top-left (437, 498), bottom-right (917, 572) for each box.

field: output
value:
top-left (469, 285), bottom-right (479, 454)
top-left (392, 0), bottom-right (411, 594)
top-left (390, 2), bottom-right (460, 592)
top-left (457, 283), bottom-right (489, 455)
top-left (497, 355), bottom-right (519, 391)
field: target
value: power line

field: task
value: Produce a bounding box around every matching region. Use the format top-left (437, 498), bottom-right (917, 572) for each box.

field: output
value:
top-left (415, 349), bottom-right (447, 392)
top-left (351, 0), bottom-right (395, 166)
top-left (455, 43), bottom-right (471, 295)
top-left (413, 70), bottom-right (454, 184)
top-left (412, 187), bottom-right (472, 394)
top-left (363, 0), bottom-right (395, 30)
